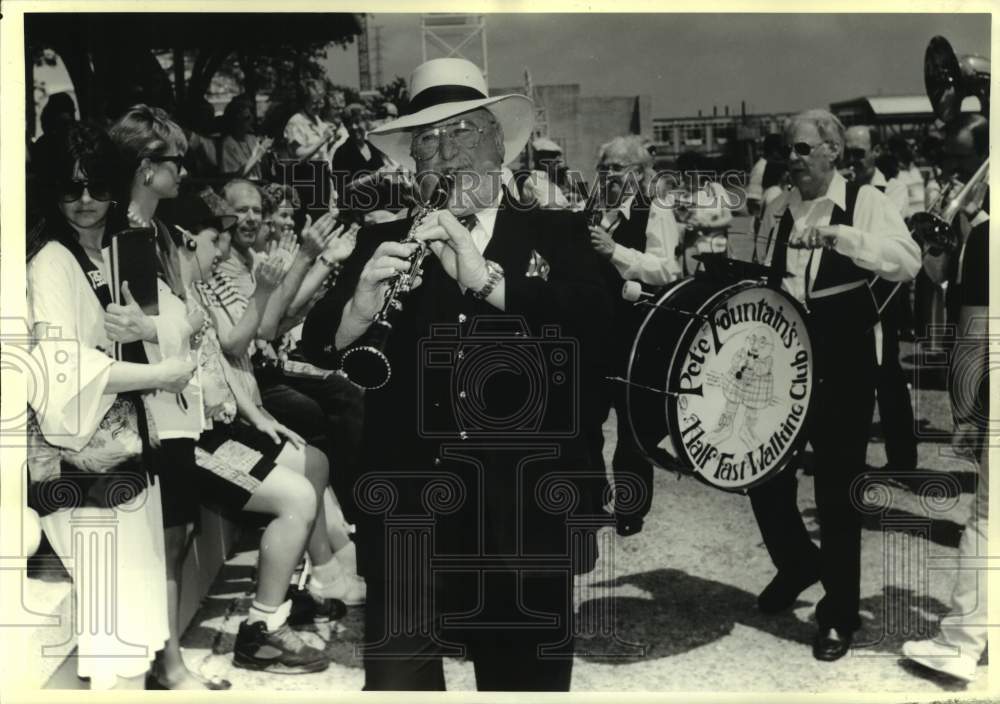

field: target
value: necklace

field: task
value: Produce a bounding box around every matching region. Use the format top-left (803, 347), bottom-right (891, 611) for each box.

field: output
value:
top-left (128, 202), bottom-right (152, 228)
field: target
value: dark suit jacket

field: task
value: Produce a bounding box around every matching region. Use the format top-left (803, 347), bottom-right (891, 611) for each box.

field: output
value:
top-left (301, 194), bottom-right (612, 596)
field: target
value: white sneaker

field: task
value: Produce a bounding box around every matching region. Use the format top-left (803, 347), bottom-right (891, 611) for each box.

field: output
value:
top-left (309, 574), bottom-right (366, 606)
top-left (902, 639), bottom-right (978, 682)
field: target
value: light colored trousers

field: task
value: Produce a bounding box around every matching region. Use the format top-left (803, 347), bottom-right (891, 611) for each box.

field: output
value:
top-left (938, 445), bottom-right (989, 658)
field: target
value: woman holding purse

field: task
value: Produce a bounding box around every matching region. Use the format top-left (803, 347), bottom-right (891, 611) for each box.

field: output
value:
top-left (26, 122), bottom-right (196, 690)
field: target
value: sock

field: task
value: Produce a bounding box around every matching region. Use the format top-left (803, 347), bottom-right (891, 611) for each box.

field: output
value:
top-left (310, 556), bottom-right (343, 587)
top-left (247, 598), bottom-right (290, 631)
top-left (333, 541), bottom-right (358, 575)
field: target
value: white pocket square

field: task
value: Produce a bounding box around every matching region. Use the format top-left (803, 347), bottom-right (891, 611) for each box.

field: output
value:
top-left (526, 249), bottom-right (550, 281)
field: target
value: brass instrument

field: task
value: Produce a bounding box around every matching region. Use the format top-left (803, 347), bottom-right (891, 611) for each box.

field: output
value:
top-left (911, 35), bottom-right (991, 255)
top-left (339, 173), bottom-right (454, 390)
top-left (910, 158), bottom-right (989, 255)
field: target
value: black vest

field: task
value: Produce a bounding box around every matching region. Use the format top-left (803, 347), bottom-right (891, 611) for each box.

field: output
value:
top-left (769, 181), bottom-right (879, 340)
top-left (601, 190), bottom-right (653, 368)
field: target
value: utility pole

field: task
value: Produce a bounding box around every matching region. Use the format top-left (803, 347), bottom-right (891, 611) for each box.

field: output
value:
top-left (358, 14), bottom-right (372, 91)
top-left (373, 25), bottom-right (384, 88)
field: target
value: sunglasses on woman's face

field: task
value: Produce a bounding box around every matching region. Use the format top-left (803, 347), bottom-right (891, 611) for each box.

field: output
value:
top-left (59, 179), bottom-right (114, 203)
top-left (777, 142), bottom-right (827, 159)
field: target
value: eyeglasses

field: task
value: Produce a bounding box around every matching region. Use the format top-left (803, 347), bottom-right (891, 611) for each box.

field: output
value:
top-left (59, 179), bottom-right (113, 203)
top-left (147, 154), bottom-right (185, 169)
top-left (598, 161), bottom-right (641, 174)
top-left (411, 120), bottom-right (490, 160)
top-left (778, 142), bottom-right (827, 159)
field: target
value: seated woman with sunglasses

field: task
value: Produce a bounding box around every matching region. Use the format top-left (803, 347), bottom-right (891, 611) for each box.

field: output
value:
top-left (26, 122), bottom-right (197, 691)
top-left (108, 104), bottom-right (234, 690)
top-left (168, 196), bottom-right (334, 674)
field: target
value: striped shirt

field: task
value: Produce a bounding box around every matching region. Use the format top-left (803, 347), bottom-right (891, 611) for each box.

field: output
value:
top-left (199, 271), bottom-right (262, 407)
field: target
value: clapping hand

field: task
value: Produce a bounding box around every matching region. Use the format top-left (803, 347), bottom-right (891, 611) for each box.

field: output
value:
top-left (411, 210), bottom-right (489, 290)
top-left (104, 281), bottom-right (156, 344)
top-left (256, 239), bottom-right (294, 292)
top-left (323, 222), bottom-right (359, 264)
top-left (298, 212), bottom-right (340, 260)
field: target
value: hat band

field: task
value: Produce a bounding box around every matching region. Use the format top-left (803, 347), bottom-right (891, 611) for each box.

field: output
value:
top-left (407, 84), bottom-right (488, 115)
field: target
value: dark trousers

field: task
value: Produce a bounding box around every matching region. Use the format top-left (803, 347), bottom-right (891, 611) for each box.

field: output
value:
top-left (257, 371), bottom-right (364, 523)
top-left (362, 570), bottom-right (574, 691)
top-left (876, 299), bottom-right (917, 470)
top-left (748, 329), bottom-right (877, 634)
top-left (590, 380), bottom-right (653, 528)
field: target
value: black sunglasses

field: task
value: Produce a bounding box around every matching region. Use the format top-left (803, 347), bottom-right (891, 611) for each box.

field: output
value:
top-left (59, 179), bottom-right (114, 203)
top-left (777, 142), bottom-right (827, 159)
top-left (147, 154), bottom-right (185, 169)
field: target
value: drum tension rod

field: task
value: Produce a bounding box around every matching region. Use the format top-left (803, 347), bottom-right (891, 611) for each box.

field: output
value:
top-left (634, 301), bottom-right (711, 322)
top-left (605, 376), bottom-right (679, 397)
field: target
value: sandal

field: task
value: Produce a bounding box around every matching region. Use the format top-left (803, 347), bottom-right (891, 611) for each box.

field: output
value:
top-left (146, 671), bottom-right (232, 690)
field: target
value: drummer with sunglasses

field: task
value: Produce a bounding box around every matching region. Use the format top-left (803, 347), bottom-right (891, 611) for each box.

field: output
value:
top-left (750, 109), bottom-right (920, 662)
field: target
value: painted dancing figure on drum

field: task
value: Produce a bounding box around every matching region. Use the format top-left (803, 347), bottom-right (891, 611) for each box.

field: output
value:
top-left (707, 326), bottom-right (775, 449)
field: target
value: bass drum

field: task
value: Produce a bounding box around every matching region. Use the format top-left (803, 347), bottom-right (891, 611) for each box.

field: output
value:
top-left (626, 278), bottom-right (814, 492)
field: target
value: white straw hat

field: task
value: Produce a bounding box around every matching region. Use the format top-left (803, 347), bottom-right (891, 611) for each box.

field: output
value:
top-left (367, 58), bottom-right (534, 172)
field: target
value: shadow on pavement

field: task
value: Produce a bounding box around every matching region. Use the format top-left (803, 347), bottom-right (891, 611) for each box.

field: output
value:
top-left (573, 568), bottom-right (813, 664)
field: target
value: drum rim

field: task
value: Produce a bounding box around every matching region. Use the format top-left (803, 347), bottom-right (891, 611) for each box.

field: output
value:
top-left (627, 278), bottom-right (815, 493)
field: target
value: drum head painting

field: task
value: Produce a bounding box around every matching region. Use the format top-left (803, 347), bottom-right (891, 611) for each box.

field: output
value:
top-left (627, 281), bottom-right (814, 493)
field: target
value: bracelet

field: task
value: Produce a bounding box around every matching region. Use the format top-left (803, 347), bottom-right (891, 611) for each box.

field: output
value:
top-left (472, 260), bottom-right (504, 300)
top-left (318, 253), bottom-right (337, 269)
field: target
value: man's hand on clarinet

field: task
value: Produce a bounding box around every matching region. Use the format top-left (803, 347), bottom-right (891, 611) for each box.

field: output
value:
top-left (412, 211), bottom-right (490, 291)
top-left (351, 241), bottom-right (422, 321)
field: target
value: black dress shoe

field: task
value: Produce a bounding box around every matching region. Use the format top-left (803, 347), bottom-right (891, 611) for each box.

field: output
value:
top-left (812, 627), bottom-right (852, 661)
top-left (757, 569), bottom-right (819, 613)
top-left (615, 515), bottom-right (644, 537)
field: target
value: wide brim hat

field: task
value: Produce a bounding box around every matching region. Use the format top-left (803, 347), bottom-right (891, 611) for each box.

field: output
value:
top-left (368, 58), bottom-right (534, 172)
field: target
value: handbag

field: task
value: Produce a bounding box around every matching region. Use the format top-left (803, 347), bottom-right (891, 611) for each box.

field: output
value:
top-left (25, 228), bottom-right (157, 514)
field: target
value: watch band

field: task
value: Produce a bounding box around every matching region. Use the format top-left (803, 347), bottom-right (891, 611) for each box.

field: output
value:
top-left (472, 260), bottom-right (504, 300)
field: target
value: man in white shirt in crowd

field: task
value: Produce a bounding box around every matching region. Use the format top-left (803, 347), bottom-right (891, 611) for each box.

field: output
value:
top-left (888, 134), bottom-right (926, 219)
top-left (843, 126), bottom-right (909, 216)
top-left (521, 137), bottom-right (572, 209)
top-left (587, 134), bottom-right (682, 535)
top-left (748, 109), bottom-right (920, 662)
top-left (842, 125), bottom-right (918, 478)
top-left (747, 133), bottom-right (786, 217)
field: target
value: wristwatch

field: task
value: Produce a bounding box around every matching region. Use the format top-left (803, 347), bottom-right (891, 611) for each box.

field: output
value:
top-left (472, 260), bottom-right (504, 300)
top-left (318, 253), bottom-right (337, 269)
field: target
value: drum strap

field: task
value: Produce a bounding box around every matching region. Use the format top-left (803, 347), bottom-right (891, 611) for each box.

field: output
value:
top-left (766, 208), bottom-right (795, 289)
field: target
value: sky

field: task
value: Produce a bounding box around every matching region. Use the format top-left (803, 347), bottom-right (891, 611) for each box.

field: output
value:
top-left (322, 13), bottom-right (990, 119)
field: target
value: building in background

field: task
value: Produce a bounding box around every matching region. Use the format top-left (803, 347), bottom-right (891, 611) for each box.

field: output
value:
top-left (650, 104), bottom-right (792, 171)
top-left (492, 82), bottom-right (649, 182)
top-left (829, 93), bottom-right (981, 140)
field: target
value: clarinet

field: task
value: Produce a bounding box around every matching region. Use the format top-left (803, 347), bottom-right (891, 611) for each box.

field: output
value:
top-left (339, 174), bottom-right (454, 390)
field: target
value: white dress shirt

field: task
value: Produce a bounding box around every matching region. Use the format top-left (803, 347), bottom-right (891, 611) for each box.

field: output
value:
top-left (871, 168), bottom-right (909, 218)
top-left (602, 193), bottom-right (682, 286)
top-left (747, 157), bottom-right (767, 201)
top-left (756, 170), bottom-right (920, 305)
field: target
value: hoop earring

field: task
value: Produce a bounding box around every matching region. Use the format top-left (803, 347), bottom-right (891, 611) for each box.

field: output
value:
top-left (143, 171), bottom-right (154, 186)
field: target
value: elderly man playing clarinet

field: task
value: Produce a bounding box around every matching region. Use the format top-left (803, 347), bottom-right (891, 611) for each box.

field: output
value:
top-left (301, 57), bottom-right (610, 691)
top-left (748, 109), bottom-right (920, 661)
